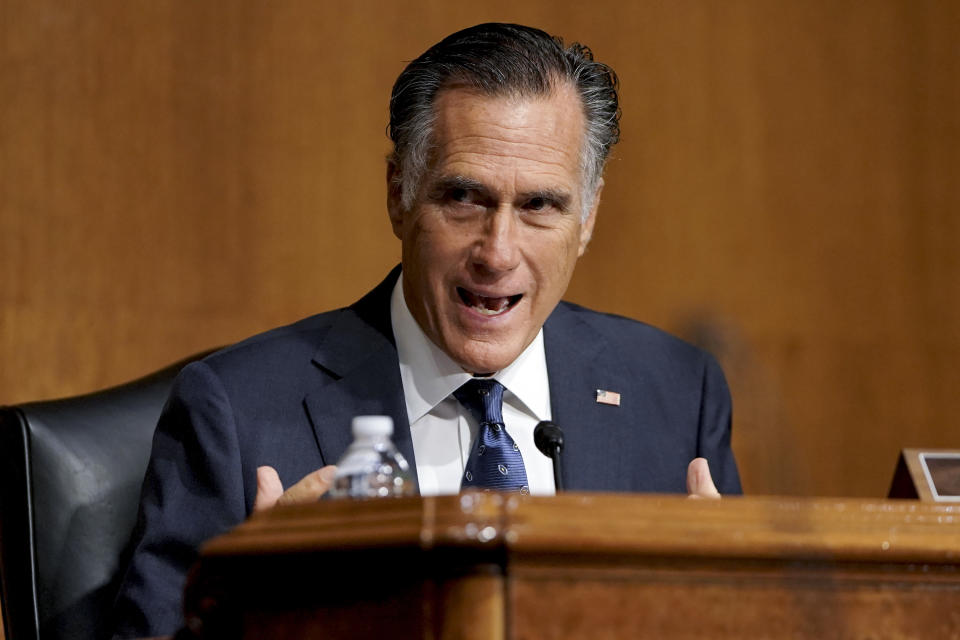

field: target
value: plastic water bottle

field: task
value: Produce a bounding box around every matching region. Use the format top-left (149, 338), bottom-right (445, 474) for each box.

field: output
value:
top-left (329, 416), bottom-right (416, 499)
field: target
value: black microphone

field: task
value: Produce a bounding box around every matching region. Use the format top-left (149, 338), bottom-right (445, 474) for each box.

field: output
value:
top-left (534, 421), bottom-right (565, 492)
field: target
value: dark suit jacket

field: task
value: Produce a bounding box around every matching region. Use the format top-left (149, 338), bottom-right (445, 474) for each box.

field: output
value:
top-left (112, 267), bottom-right (740, 638)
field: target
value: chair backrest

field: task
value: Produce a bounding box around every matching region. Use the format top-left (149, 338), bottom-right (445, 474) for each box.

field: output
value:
top-left (0, 351), bottom-right (212, 640)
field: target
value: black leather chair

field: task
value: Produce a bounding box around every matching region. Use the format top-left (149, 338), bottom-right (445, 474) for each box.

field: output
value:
top-left (0, 351), bottom-right (213, 640)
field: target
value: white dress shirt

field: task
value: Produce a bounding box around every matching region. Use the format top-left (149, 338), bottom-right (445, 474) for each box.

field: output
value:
top-left (390, 275), bottom-right (556, 496)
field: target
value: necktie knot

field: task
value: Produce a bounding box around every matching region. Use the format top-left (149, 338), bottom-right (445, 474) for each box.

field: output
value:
top-left (453, 378), bottom-right (505, 426)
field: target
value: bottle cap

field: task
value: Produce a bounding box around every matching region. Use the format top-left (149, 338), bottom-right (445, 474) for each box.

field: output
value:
top-left (351, 415), bottom-right (393, 438)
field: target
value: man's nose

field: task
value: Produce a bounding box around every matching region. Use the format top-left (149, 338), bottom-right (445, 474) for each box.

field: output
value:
top-left (471, 205), bottom-right (520, 274)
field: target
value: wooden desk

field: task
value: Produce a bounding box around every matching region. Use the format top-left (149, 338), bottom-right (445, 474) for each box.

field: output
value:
top-left (186, 493), bottom-right (960, 639)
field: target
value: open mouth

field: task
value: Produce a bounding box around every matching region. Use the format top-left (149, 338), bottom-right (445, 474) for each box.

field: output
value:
top-left (457, 287), bottom-right (523, 317)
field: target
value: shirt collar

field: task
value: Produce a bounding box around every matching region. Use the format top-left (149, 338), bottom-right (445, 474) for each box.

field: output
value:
top-left (390, 273), bottom-right (551, 424)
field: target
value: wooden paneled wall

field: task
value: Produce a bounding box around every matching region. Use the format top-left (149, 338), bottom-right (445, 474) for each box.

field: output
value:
top-left (2, 1), bottom-right (958, 497)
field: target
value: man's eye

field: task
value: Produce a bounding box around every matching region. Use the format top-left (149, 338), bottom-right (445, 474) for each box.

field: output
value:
top-left (525, 197), bottom-right (549, 211)
top-left (450, 188), bottom-right (469, 202)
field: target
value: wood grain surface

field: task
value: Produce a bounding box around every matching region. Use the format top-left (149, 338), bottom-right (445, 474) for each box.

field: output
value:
top-left (204, 492), bottom-right (960, 563)
top-left (2, 1), bottom-right (959, 504)
top-left (187, 493), bottom-right (960, 639)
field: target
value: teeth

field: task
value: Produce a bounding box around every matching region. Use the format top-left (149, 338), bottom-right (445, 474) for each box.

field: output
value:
top-left (474, 301), bottom-right (508, 316)
top-left (458, 288), bottom-right (519, 316)
top-left (471, 295), bottom-right (510, 315)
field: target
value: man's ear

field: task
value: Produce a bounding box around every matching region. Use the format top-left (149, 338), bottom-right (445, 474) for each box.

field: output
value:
top-left (578, 179), bottom-right (603, 256)
top-left (386, 160), bottom-right (404, 239)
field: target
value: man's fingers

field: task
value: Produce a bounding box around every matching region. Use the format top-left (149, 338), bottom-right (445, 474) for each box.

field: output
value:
top-left (253, 465), bottom-right (285, 512)
top-left (253, 465), bottom-right (338, 513)
top-left (686, 457), bottom-right (721, 499)
top-left (275, 465), bottom-right (338, 507)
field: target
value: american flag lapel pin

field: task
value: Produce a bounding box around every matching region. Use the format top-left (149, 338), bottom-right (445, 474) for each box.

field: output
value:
top-left (596, 389), bottom-right (621, 406)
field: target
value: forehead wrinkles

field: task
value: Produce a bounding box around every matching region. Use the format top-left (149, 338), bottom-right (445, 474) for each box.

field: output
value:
top-left (443, 133), bottom-right (578, 173)
top-left (431, 89), bottom-right (585, 182)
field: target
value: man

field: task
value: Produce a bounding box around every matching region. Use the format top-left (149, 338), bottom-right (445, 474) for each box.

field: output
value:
top-left (113, 22), bottom-right (740, 638)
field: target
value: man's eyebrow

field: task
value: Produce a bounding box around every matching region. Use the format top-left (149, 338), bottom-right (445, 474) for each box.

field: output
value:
top-left (429, 175), bottom-right (488, 195)
top-left (428, 177), bottom-right (572, 211)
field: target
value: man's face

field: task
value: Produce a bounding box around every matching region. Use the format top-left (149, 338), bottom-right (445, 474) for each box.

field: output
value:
top-left (388, 84), bottom-right (600, 374)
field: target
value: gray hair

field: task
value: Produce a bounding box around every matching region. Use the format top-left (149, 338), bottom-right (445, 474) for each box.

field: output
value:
top-left (388, 23), bottom-right (621, 221)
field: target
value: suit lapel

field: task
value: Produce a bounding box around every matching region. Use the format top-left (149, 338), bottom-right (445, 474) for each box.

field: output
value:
top-left (544, 303), bottom-right (666, 492)
top-left (302, 267), bottom-right (416, 472)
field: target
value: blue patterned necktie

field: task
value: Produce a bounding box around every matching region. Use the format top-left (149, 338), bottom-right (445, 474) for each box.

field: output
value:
top-left (454, 378), bottom-right (529, 493)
